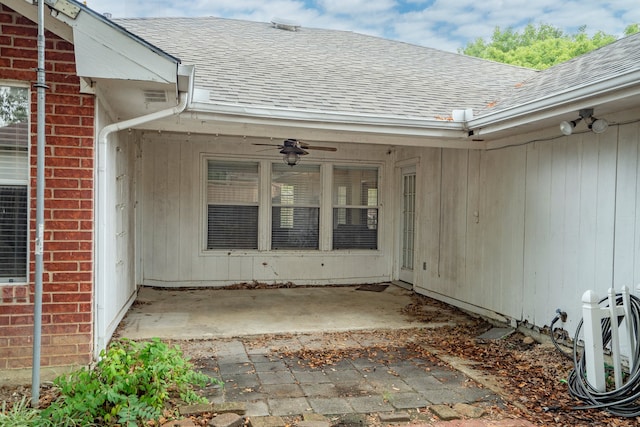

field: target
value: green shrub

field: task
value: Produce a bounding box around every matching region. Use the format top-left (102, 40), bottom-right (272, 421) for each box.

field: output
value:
top-left (0, 396), bottom-right (41, 427)
top-left (40, 338), bottom-right (217, 426)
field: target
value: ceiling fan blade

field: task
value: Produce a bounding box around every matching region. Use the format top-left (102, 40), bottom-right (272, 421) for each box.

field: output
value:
top-left (304, 145), bottom-right (337, 152)
top-left (252, 143), bottom-right (281, 147)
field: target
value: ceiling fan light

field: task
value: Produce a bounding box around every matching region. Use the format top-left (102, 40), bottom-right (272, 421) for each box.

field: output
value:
top-left (560, 120), bottom-right (575, 136)
top-left (283, 152), bottom-right (299, 166)
top-left (590, 118), bottom-right (608, 134)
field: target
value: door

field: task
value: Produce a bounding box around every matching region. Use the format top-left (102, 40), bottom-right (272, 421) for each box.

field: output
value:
top-left (399, 166), bottom-right (416, 284)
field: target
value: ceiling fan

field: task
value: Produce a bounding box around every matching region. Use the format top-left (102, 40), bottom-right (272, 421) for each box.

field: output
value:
top-left (253, 138), bottom-right (337, 166)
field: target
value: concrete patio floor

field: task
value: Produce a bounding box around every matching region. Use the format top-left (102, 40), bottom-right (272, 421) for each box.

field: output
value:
top-left (116, 283), bottom-right (466, 340)
top-left (114, 284), bottom-right (537, 426)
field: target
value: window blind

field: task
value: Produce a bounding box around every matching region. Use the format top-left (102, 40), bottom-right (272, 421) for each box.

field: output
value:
top-left (332, 166), bottom-right (379, 249)
top-left (271, 163), bottom-right (320, 249)
top-left (206, 160), bottom-right (259, 249)
top-left (0, 85), bottom-right (29, 282)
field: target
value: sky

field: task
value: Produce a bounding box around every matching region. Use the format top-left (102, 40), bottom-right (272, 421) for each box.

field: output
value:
top-left (83, 0), bottom-right (640, 53)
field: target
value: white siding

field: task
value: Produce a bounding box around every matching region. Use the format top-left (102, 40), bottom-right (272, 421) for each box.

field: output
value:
top-left (139, 134), bottom-right (393, 287)
top-left (410, 113), bottom-right (640, 335)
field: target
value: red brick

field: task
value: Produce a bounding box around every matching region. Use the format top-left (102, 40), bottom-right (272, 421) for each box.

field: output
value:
top-left (42, 324), bottom-right (78, 335)
top-left (51, 333), bottom-right (92, 346)
top-left (51, 272), bottom-right (92, 282)
top-left (0, 11), bottom-right (14, 23)
top-left (7, 357), bottom-right (34, 369)
top-left (48, 353), bottom-right (91, 367)
top-left (52, 313), bottom-right (91, 324)
top-left (52, 189), bottom-right (91, 200)
top-left (10, 315), bottom-right (34, 325)
top-left (0, 325), bottom-right (33, 337)
top-left (54, 62), bottom-right (76, 73)
top-left (45, 261), bottom-right (79, 271)
top-left (1, 305), bottom-right (33, 315)
top-left (47, 199), bottom-right (80, 210)
top-left (1, 68), bottom-right (33, 80)
top-left (52, 231), bottom-right (92, 241)
top-left (47, 50), bottom-right (75, 62)
top-left (0, 338), bottom-right (8, 347)
top-left (79, 323), bottom-right (91, 333)
top-left (0, 316), bottom-right (9, 326)
top-left (47, 240), bottom-right (80, 251)
top-left (1, 24), bottom-right (36, 37)
top-left (55, 105), bottom-right (93, 116)
top-left (55, 40), bottom-right (74, 51)
top-left (53, 251), bottom-right (91, 262)
top-left (43, 303), bottom-right (78, 314)
top-left (52, 293), bottom-right (90, 303)
top-left (53, 209), bottom-right (92, 220)
top-left (47, 156), bottom-right (80, 168)
top-left (13, 36), bottom-right (36, 48)
top-left (46, 282), bottom-right (79, 292)
top-left (52, 147), bottom-right (93, 158)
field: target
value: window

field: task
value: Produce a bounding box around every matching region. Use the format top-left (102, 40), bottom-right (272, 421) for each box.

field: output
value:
top-left (271, 163), bottom-right (320, 249)
top-left (332, 166), bottom-right (378, 249)
top-left (206, 160), bottom-right (259, 249)
top-left (0, 85), bottom-right (29, 283)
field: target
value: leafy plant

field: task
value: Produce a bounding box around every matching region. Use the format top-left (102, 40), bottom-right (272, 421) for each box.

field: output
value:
top-left (0, 396), bottom-right (41, 427)
top-left (40, 338), bottom-right (218, 426)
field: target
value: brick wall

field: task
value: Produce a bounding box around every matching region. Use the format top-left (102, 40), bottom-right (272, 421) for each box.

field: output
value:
top-left (0, 4), bottom-right (94, 373)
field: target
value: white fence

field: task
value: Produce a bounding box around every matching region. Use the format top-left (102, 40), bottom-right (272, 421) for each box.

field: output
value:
top-left (581, 285), bottom-right (640, 391)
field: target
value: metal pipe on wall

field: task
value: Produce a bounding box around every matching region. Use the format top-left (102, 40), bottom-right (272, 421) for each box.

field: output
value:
top-left (31, 0), bottom-right (47, 407)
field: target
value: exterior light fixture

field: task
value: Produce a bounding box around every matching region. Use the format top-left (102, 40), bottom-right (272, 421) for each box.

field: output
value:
top-left (560, 108), bottom-right (608, 135)
top-left (283, 151), bottom-right (300, 166)
top-left (589, 117), bottom-right (609, 134)
top-left (560, 118), bottom-right (581, 136)
top-left (280, 139), bottom-right (307, 166)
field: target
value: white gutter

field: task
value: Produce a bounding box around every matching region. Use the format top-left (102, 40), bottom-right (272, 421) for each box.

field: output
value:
top-left (188, 100), bottom-right (467, 137)
top-left (468, 69), bottom-right (640, 136)
top-left (94, 90), bottom-right (189, 356)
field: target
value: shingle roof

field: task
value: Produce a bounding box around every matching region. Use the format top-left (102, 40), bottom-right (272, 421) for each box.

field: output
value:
top-left (115, 16), bottom-right (536, 120)
top-left (481, 32), bottom-right (640, 116)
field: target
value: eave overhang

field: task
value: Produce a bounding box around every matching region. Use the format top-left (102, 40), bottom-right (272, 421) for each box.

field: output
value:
top-left (468, 68), bottom-right (640, 139)
top-left (180, 100), bottom-right (472, 148)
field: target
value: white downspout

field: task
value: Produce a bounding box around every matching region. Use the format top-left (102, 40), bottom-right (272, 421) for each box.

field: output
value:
top-left (94, 92), bottom-right (188, 356)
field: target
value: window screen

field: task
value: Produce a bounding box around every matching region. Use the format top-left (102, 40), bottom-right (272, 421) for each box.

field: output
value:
top-left (0, 85), bottom-right (29, 282)
top-left (206, 160), bottom-right (259, 249)
top-left (333, 166), bottom-right (378, 249)
top-left (271, 163), bottom-right (320, 249)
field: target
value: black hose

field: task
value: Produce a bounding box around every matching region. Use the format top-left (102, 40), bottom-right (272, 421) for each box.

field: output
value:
top-left (554, 293), bottom-right (640, 417)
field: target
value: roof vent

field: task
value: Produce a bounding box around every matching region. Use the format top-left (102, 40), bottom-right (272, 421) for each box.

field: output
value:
top-left (143, 89), bottom-right (168, 103)
top-left (271, 18), bottom-right (301, 32)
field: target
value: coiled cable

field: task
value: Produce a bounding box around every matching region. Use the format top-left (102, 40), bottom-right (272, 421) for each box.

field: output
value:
top-left (552, 293), bottom-right (640, 417)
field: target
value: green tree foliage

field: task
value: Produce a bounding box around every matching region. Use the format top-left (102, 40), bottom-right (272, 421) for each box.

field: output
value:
top-left (460, 23), bottom-right (639, 70)
top-left (0, 86), bottom-right (28, 126)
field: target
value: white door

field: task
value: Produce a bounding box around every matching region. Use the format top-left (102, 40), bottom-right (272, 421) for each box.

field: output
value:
top-left (399, 166), bottom-right (416, 284)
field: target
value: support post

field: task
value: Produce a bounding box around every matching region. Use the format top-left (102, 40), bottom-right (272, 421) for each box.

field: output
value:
top-left (582, 290), bottom-right (606, 392)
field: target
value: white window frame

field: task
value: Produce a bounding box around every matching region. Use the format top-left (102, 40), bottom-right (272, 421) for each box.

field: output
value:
top-left (0, 83), bottom-right (30, 284)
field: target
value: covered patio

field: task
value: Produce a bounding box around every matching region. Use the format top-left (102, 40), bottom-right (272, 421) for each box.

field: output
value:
top-left (114, 283), bottom-right (473, 340)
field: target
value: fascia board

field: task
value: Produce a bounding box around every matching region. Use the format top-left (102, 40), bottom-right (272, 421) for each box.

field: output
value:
top-left (54, 7), bottom-right (178, 84)
top-left (188, 101), bottom-right (466, 139)
top-left (468, 69), bottom-right (640, 136)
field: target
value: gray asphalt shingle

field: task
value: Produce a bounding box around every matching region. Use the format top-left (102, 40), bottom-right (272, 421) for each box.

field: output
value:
top-left (115, 16), bottom-right (536, 119)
